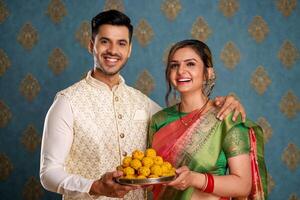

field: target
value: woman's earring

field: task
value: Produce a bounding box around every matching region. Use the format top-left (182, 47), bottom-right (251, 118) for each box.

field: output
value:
top-left (203, 75), bottom-right (216, 97)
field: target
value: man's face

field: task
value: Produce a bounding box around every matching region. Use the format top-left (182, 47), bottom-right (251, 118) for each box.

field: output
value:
top-left (91, 24), bottom-right (132, 76)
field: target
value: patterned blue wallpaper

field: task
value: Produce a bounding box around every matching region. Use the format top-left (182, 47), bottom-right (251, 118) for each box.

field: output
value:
top-left (0, 0), bottom-right (299, 199)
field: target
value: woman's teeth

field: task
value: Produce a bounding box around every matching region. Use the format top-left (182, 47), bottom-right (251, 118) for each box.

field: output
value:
top-left (178, 78), bottom-right (191, 82)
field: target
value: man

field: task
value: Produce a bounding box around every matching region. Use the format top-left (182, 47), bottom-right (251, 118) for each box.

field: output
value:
top-left (40, 10), bottom-right (246, 200)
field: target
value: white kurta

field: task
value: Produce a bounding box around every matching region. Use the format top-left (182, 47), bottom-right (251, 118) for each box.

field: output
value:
top-left (40, 71), bottom-right (161, 200)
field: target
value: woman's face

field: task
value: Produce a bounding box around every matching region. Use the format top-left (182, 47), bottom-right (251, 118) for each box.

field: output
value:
top-left (169, 47), bottom-right (205, 95)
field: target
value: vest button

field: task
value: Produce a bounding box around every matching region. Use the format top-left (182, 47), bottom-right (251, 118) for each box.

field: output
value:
top-left (120, 133), bottom-right (125, 138)
top-left (118, 114), bottom-right (123, 119)
top-left (122, 151), bottom-right (127, 157)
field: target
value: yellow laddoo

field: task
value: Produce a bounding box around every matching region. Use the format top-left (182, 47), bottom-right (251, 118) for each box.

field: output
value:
top-left (153, 156), bottom-right (164, 165)
top-left (162, 167), bottom-right (176, 177)
top-left (142, 157), bottom-right (154, 167)
top-left (162, 162), bottom-right (172, 170)
top-left (116, 165), bottom-right (124, 172)
top-left (124, 174), bottom-right (136, 179)
top-left (148, 174), bottom-right (159, 178)
top-left (122, 156), bottom-right (132, 167)
top-left (119, 148), bottom-right (175, 179)
top-left (145, 148), bottom-right (157, 157)
top-left (132, 150), bottom-right (144, 160)
top-left (138, 166), bottom-right (151, 177)
top-left (123, 167), bottom-right (135, 176)
top-left (150, 165), bottom-right (162, 176)
top-left (130, 158), bottom-right (142, 170)
top-left (136, 175), bottom-right (147, 179)
top-left (161, 164), bottom-right (170, 174)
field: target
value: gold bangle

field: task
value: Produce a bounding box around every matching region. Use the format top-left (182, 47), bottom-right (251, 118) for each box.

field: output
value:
top-left (200, 173), bottom-right (208, 191)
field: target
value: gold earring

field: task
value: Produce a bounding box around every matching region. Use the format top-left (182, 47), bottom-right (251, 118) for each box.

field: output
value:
top-left (203, 76), bottom-right (216, 97)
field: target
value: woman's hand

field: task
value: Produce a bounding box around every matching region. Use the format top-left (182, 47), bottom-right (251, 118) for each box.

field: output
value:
top-left (167, 166), bottom-right (196, 190)
top-left (214, 95), bottom-right (246, 122)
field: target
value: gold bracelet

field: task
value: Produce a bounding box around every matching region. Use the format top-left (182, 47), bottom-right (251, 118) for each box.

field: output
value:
top-left (200, 173), bottom-right (208, 191)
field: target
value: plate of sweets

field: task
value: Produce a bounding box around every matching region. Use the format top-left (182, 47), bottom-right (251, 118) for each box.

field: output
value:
top-left (115, 148), bottom-right (176, 186)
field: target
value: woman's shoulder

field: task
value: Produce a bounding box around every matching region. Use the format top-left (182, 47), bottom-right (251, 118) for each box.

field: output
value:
top-left (220, 110), bottom-right (261, 132)
top-left (151, 104), bottom-right (178, 119)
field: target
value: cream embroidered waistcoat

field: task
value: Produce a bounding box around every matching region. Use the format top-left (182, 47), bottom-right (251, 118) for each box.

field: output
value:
top-left (58, 73), bottom-right (157, 200)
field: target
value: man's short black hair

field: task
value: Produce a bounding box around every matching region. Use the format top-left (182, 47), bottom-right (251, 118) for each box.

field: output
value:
top-left (91, 10), bottom-right (133, 43)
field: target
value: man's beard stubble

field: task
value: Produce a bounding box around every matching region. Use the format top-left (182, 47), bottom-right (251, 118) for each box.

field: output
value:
top-left (94, 55), bottom-right (127, 76)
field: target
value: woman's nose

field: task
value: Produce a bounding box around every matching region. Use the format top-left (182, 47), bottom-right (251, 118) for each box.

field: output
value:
top-left (177, 64), bottom-right (185, 74)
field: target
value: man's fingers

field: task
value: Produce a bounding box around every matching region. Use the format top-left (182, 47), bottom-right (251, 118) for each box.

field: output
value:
top-left (219, 105), bottom-right (233, 120)
top-left (112, 171), bottom-right (123, 178)
top-left (214, 96), bottom-right (224, 106)
top-left (232, 108), bottom-right (240, 122)
top-left (216, 96), bottom-right (234, 117)
top-left (217, 102), bottom-right (231, 119)
top-left (119, 185), bottom-right (138, 191)
top-left (239, 105), bottom-right (246, 122)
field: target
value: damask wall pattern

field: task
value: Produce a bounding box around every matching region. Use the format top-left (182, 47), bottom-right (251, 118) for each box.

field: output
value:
top-left (0, 0), bottom-right (299, 199)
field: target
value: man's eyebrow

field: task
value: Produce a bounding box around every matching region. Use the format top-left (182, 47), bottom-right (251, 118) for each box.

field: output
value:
top-left (118, 39), bottom-right (128, 43)
top-left (98, 37), bottom-right (110, 41)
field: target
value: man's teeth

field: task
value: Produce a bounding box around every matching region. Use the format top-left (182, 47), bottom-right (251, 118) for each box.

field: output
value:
top-left (178, 78), bottom-right (191, 82)
top-left (105, 57), bottom-right (118, 62)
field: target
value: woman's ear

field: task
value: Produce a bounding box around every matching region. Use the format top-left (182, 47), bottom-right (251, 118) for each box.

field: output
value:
top-left (88, 39), bottom-right (94, 54)
top-left (207, 67), bottom-right (215, 80)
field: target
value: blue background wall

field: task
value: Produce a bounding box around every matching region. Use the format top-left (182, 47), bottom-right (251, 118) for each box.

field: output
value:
top-left (0, 0), bottom-right (299, 199)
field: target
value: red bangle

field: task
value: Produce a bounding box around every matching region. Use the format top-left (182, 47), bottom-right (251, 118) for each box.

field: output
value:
top-left (203, 173), bottom-right (214, 193)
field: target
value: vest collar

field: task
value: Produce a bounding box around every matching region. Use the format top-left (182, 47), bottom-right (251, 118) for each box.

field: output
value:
top-left (85, 70), bottom-right (125, 92)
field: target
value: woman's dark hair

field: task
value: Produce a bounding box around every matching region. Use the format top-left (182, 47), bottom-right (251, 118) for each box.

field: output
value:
top-left (165, 39), bottom-right (214, 106)
top-left (91, 9), bottom-right (133, 42)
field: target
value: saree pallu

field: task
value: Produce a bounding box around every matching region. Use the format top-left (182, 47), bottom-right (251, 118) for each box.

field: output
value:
top-left (149, 106), bottom-right (267, 200)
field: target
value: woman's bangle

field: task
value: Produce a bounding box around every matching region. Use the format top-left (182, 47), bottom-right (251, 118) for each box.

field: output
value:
top-left (203, 173), bottom-right (214, 193)
top-left (200, 173), bottom-right (208, 191)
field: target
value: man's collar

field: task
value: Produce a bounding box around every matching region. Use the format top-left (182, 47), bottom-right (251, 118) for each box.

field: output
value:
top-left (85, 70), bottom-right (125, 91)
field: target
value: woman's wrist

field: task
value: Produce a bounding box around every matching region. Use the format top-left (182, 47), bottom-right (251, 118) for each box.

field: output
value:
top-left (190, 172), bottom-right (206, 189)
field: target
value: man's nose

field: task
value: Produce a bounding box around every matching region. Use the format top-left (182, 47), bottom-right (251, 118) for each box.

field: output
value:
top-left (107, 43), bottom-right (117, 54)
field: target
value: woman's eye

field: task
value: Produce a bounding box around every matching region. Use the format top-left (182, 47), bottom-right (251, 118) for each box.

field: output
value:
top-left (170, 64), bottom-right (179, 69)
top-left (187, 62), bottom-right (195, 67)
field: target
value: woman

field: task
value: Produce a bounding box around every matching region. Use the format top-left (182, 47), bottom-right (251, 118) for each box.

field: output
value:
top-left (148, 40), bottom-right (267, 200)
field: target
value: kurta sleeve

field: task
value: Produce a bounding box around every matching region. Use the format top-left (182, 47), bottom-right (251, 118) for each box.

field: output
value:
top-left (40, 94), bottom-right (95, 199)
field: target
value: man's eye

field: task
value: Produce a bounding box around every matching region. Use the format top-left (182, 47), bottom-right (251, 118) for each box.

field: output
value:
top-left (100, 40), bottom-right (108, 44)
top-left (119, 42), bottom-right (127, 46)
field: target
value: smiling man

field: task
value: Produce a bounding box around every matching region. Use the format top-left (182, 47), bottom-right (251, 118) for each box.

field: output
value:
top-left (40, 10), bottom-right (247, 200)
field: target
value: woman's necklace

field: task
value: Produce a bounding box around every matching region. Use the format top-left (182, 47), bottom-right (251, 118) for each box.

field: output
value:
top-left (178, 98), bottom-right (210, 126)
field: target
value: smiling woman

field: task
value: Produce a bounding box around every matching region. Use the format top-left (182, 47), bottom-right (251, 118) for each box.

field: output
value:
top-left (148, 40), bottom-right (268, 200)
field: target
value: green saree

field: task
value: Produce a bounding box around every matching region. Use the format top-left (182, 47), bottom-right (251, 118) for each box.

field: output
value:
top-left (148, 105), bottom-right (267, 200)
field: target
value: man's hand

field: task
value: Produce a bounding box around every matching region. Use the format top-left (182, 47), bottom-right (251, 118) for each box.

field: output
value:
top-left (89, 171), bottom-right (140, 198)
top-left (214, 96), bottom-right (246, 122)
